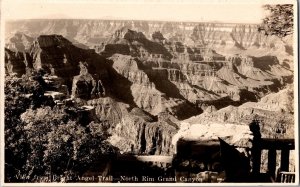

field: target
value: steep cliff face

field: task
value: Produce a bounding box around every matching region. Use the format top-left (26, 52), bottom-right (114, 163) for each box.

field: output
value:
top-left (26, 35), bottom-right (111, 95)
top-left (30, 35), bottom-right (83, 75)
top-left (190, 23), bottom-right (293, 69)
top-left (71, 62), bottom-right (106, 99)
top-left (102, 28), bottom-right (173, 59)
top-left (108, 54), bottom-right (162, 113)
top-left (191, 23), bottom-right (290, 51)
top-left (86, 97), bottom-right (177, 155)
top-left (110, 114), bottom-right (177, 155)
top-left (172, 122), bottom-right (253, 150)
top-left (5, 49), bottom-right (33, 76)
top-left (108, 54), bottom-right (201, 119)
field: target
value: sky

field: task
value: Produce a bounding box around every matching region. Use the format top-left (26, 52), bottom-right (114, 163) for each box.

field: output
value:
top-left (1, 0), bottom-right (293, 23)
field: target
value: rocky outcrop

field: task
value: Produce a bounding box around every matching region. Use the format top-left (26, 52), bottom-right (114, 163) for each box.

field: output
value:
top-left (103, 28), bottom-right (173, 59)
top-left (71, 62), bottom-right (105, 99)
top-left (5, 49), bottom-right (33, 76)
top-left (152, 31), bottom-right (165, 43)
top-left (25, 35), bottom-right (111, 96)
top-left (30, 35), bottom-right (83, 75)
top-left (103, 44), bottom-right (130, 56)
top-left (110, 114), bottom-right (177, 155)
top-left (5, 32), bottom-right (34, 52)
top-left (86, 97), bottom-right (177, 155)
top-left (34, 35), bottom-right (73, 48)
top-left (242, 84), bottom-right (294, 114)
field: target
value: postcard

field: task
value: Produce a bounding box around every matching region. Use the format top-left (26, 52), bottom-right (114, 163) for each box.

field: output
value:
top-left (1, 0), bottom-right (298, 186)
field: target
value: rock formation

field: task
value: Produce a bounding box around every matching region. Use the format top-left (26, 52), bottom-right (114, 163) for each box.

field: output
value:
top-left (5, 49), bottom-right (32, 76)
top-left (86, 97), bottom-right (177, 155)
top-left (71, 62), bottom-right (105, 99)
top-left (5, 32), bottom-right (34, 52)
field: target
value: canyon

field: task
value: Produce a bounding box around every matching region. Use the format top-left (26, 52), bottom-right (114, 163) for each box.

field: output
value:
top-left (5, 19), bottom-right (294, 158)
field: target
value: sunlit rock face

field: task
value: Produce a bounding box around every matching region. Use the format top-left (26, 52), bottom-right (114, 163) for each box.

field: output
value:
top-left (172, 122), bottom-right (253, 150)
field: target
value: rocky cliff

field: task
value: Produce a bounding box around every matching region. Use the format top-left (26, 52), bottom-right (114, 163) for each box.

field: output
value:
top-left (5, 48), bottom-right (33, 76)
top-left (13, 35), bottom-right (112, 97)
top-left (86, 97), bottom-right (177, 155)
top-left (5, 32), bottom-right (34, 52)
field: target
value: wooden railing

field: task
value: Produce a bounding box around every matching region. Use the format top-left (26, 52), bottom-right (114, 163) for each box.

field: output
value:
top-left (251, 138), bottom-right (295, 182)
top-left (278, 171), bottom-right (296, 183)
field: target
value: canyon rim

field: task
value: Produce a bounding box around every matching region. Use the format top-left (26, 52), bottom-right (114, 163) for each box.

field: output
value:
top-left (1, 0), bottom-right (298, 186)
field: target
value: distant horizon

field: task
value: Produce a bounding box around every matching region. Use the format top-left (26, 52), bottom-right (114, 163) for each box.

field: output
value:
top-left (5, 18), bottom-right (262, 25)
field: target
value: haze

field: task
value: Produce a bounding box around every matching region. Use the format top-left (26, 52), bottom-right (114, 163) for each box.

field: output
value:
top-left (2, 0), bottom-right (270, 23)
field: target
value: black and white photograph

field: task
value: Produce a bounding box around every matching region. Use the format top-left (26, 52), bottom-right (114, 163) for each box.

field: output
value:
top-left (1, 0), bottom-right (298, 185)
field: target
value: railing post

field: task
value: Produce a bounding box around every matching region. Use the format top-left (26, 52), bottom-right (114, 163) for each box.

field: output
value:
top-left (280, 149), bottom-right (290, 171)
top-left (251, 143), bottom-right (261, 174)
top-left (267, 149), bottom-right (276, 179)
top-left (249, 119), bottom-right (262, 175)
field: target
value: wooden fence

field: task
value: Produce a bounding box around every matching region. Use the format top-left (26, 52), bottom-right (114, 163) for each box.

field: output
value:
top-left (251, 138), bottom-right (295, 182)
